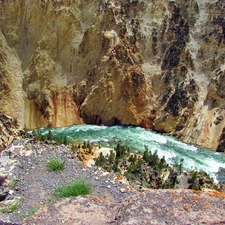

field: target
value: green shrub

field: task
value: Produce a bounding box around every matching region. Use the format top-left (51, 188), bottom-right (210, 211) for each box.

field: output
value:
top-left (114, 143), bottom-right (129, 159)
top-left (47, 131), bottom-right (53, 141)
top-left (95, 152), bottom-right (107, 167)
top-left (54, 178), bottom-right (91, 198)
top-left (82, 141), bottom-right (87, 149)
top-left (47, 158), bottom-right (65, 171)
top-left (143, 149), bottom-right (160, 168)
top-left (71, 144), bottom-right (78, 153)
top-left (188, 171), bottom-right (199, 189)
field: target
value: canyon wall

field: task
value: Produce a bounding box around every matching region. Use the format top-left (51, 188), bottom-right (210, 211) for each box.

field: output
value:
top-left (0, 0), bottom-right (225, 151)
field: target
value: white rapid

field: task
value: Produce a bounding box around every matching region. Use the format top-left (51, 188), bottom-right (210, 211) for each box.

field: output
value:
top-left (35, 125), bottom-right (225, 183)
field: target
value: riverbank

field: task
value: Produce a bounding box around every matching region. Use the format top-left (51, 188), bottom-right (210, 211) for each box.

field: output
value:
top-left (77, 142), bottom-right (222, 191)
top-left (31, 124), bottom-right (225, 183)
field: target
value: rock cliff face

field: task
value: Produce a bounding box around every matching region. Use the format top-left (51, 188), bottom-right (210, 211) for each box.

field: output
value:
top-left (0, 114), bottom-right (25, 151)
top-left (0, 0), bottom-right (225, 151)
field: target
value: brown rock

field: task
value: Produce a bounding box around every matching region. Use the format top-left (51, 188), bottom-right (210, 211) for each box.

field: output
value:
top-left (0, 0), bottom-right (225, 150)
top-left (0, 114), bottom-right (23, 151)
top-left (120, 188), bottom-right (126, 193)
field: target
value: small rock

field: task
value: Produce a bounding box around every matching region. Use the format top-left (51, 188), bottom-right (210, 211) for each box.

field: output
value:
top-left (4, 199), bottom-right (14, 206)
top-left (101, 172), bottom-right (108, 176)
top-left (0, 191), bottom-right (8, 201)
top-left (0, 156), bottom-right (10, 166)
top-left (120, 188), bottom-right (126, 193)
top-left (107, 185), bottom-right (111, 189)
top-left (114, 175), bottom-right (123, 181)
top-left (8, 190), bottom-right (13, 195)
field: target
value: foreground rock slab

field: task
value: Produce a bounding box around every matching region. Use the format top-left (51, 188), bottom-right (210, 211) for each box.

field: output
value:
top-left (23, 189), bottom-right (225, 225)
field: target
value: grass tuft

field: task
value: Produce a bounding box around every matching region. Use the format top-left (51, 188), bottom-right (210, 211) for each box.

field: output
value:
top-left (47, 158), bottom-right (65, 171)
top-left (8, 203), bottom-right (18, 213)
top-left (23, 207), bottom-right (39, 218)
top-left (54, 178), bottom-right (91, 198)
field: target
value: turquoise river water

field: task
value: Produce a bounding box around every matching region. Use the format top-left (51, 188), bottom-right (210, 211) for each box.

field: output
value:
top-left (35, 124), bottom-right (225, 183)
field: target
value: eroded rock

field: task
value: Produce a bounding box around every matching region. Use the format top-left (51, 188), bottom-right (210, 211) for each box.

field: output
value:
top-left (0, 114), bottom-right (24, 151)
top-left (0, 0), bottom-right (225, 150)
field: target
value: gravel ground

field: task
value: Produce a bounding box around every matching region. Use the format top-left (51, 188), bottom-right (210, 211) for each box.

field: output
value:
top-left (0, 139), bottom-right (133, 224)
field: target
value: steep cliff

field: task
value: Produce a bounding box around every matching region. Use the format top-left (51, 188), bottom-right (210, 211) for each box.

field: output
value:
top-left (0, 0), bottom-right (225, 151)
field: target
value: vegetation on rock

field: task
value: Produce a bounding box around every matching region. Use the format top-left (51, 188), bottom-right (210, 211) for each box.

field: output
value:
top-left (54, 178), bottom-right (91, 198)
top-left (26, 130), bottom-right (218, 191)
top-left (94, 143), bottom-right (215, 191)
top-left (31, 130), bottom-right (69, 145)
top-left (47, 158), bottom-right (65, 172)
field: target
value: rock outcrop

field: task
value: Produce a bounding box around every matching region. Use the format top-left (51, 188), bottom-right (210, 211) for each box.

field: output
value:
top-left (0, 0), bottom-right (225, 150)
top-left (0, 114), bottom-right (24, 151)
top-left (22, 190), bottom-right (225, 225)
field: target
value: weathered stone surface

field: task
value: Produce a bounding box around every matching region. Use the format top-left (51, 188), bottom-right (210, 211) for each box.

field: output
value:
top-left (217, 127), bottom-right (225, 152)
top-left (0, 114), bottom-right (24, 151)
top-left (23, 190), bottom-right (225, 225)
top-left (0, 0), bottom-right (225, 150)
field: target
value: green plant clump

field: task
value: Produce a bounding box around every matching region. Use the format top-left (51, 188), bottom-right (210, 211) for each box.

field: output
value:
top-left (54, 178), bottom-right (91, 198)
top-left (47, 158), bottom-right (65, 171)
top-left (188, 170), bottom-right (200, 189)
top-left (8, 203), bottom-right (19, 213)
top-left (23, 207), bottom-right (39, 218)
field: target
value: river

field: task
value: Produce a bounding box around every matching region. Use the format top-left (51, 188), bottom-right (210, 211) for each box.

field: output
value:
top-left (35, 124), bottom-right (225, 183)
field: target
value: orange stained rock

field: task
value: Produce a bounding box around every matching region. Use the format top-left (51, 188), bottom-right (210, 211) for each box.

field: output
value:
top-left (204, 202), bottom-right (210, 209)
top-left (172, 193), bottom-right (187, 201)
top-left (202, 124), bottom-right (210, 143)
top-left (114, 175), bottom-right (123, 181)
top-left (88, 196), bottom-right (109, 203)
top-left (192, 195), bottom-right (200, 202)
top-left (171, 191), bottom-right (175, 198)
top-left (208, 190), bottom-right (225, 199)
top-left (67, 217), bottom-right (75, 221)
top-left (192, 189), bottom-right (202, 194)
top-left (183, 204), bottom-right (190, 211)
top-left (192, 189), bottom-right (225, 199)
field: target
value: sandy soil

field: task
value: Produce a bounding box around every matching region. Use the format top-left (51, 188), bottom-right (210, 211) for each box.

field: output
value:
top-left (85, 147), bottom-right (114, 166)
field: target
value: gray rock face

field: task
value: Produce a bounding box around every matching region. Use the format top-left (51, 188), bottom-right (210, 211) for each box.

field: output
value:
top-left (0, 0), bottom-right (225, 150)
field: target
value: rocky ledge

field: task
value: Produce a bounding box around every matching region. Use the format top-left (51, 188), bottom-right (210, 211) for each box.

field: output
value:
top-left (0, 138), bottom-right (225, 225)
top-left (0, 114), bottom-right (25, 152)
top-left (23, 189), bottom-right (225, 225)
